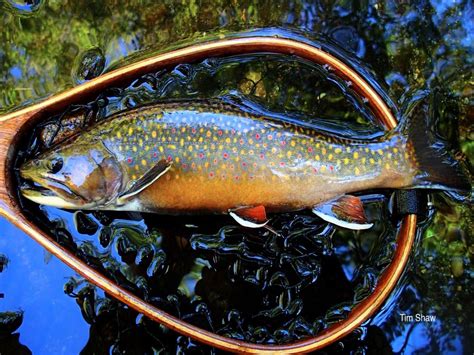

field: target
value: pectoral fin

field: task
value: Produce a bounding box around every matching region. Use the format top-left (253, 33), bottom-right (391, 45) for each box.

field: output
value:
top-left (312, 195), bottom-right (373, 230)
top-left (229, 205), bottom-right (269, 228)
top-left (117, 159), bottom-right (172, 204)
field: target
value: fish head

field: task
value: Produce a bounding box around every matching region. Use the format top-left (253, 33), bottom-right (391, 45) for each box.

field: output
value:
top-left (20, 141), bottom-right (124, 209)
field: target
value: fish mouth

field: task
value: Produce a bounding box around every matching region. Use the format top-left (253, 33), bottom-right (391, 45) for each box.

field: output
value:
top-left (21, 185), bottom-right (82, 209)
top-left (19, 172), bottom-right (84, 209)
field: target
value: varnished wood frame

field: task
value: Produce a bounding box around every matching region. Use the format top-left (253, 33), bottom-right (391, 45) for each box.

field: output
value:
top-left (0, 36), bottom-right (416, 353)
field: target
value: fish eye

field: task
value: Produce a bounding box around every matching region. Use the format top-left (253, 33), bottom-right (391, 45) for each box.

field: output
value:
top-left (48, 157), bottom-right (63, 174)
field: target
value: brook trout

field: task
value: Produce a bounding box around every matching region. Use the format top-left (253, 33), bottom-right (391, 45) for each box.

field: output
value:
top-left (20, 100), bottom-right (469, 229)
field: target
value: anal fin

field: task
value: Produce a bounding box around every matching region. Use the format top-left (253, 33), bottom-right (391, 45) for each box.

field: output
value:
top-left (312, 195), bottom-right (373, 230)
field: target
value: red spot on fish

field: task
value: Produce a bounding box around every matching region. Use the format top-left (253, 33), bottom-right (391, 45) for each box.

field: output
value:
top-left (223, 153), bottom-right (229, 159)
top-left (182, 163), bottom-right (188, 169)
top-left (253, 162), bottom-right (258, 168)
top-left (127, 158), bottom-right (133, 164)
top-left (171, 128), bottom-right (176, 134)
top-left (198, 153), bottom-right (204, 159)
top-left (329, 165), bottom-right (334, 172)
top-left (191, 128), bottom-right (196, 134)
top-left (153, 152), bottom-right (158, 158)
top-left (235, 175), bottom-right (240, 180)
top-left (242, 162), bottom-right (247, 167)
top-left (231, 129), bottom-right (236, 135)
top-left (213, 158), bottom-right (218, 164)
top-left (280, 162), bottom-right (285, 167)
top-left (167, 156), bottom-right (173, 162)
top-left (268, 134), bottom-right (273, 140)
top-left (255, 133), bottom-right (261, 140)
top-left (281, 141), bottom-right (286, 146)
top-left (313, 167), bottom-right (318, 173)
top-left (260, 153), bottom-right (265, 159)
top-left (209, 172), bottom-right (214, 178)
top-left (191, 163), bottom-right (196, 170)
top-left (249, 175), bottom-right (254, 179)
top-left (308, 147), bottom-right (313, 153)
top-left (218, 130), bottom-right (223, 136)
top-left (221, 174), bottom-right (226, 179)
top-left (239, 139), bottom-right (244, 145)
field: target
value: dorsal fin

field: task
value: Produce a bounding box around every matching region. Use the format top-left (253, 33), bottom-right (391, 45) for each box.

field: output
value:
top-left (117, 159), bottom-right (172, 204)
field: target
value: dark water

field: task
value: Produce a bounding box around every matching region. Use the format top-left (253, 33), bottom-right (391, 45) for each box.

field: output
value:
top-left (1, 1), bottom-right (472, 354)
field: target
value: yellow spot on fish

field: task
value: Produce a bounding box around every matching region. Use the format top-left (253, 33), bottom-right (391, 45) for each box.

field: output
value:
top-left (322, 148), bottom-right (327, 155)
top-left (315, 155), bottom-right (320, 161)
top-left (370, 158), bottom-right (375, 165)
top-left (199, 137), bottom-right (203, 143)
top-left (188, 146), bottom-right (193, 152)
top-left (365, 147), bottom-right (369, 153)
top-left (328, 154), bottom-right (333, 161)
top-left (385, 163), bottom-right (390, 169)
top-left (378, 149), bottom-right (384, 155)
top-left (393, 147), bottom-right (398, 153)
top-left (141, 159), bottom-right (147, 166)
top-left (139, 138), bottom-right (143, 147)
top-left (335, 148), bottom-right (342, 154)
top-left (175, 157), bottom-right (180, 163)
top-left (180, 138), bottom-right (184, 147)
top-left (354, 167), bottom-right (360, 175)
top-left (117, 131), bottom-right (122, 139)
top-left (132, 146), bottom-right (137, 152)
top-left (128, 127), bottom-right (133, 136)
top-left (287, 151), bottom-right (292, 158)
top-left (291, 141), bottom-right (296, 147)
top-left (344, 158), bottom-right (349, 165)
top-left (181, 127), bottom-right (186, 133)
top-left (119, 146), bottom-right (123, 151)
top-left (152, 131), bottom-right (157, 138)
top-left (346, 147), bottom-right (351, 153)
top-left (159, 146), bottom-right (164, 153)
top-left (132, 174), bottom-right (137, 180)
top-left (361, 157), bottom-right (366, 164)
top-left (225, 137), bottom-right (231, 143)
top-left (353, 152), bottom-right (359, 159)
top-left (134, 165), bottom-right (139, 171)
top-left (204, 162), bottom-right (209, 168)
top-left (320, 165), bottom-right (326, 172)
top-left (206, 131), bottom-right (211, 138)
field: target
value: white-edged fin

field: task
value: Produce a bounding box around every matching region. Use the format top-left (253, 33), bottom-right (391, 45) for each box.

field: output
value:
top-left (117, 159), bottom-right (172, 205)
top-left (229, 211), bottom-right (269, 228)
top-left (312, 195), bottom-right (373, 230)
top-left (312, 210), bottom-right (373, 230)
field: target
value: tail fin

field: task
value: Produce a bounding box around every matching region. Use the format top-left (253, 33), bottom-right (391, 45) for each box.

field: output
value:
top-left (399, 96), bottom-right (471, 192)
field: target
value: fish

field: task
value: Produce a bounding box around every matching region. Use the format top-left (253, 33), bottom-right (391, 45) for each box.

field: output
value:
top-left (19, 99), bottom-right (470, 230)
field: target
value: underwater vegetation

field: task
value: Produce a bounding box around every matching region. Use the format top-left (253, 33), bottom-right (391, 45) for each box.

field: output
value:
top-left (0, 0), bottom-right (472, 354)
